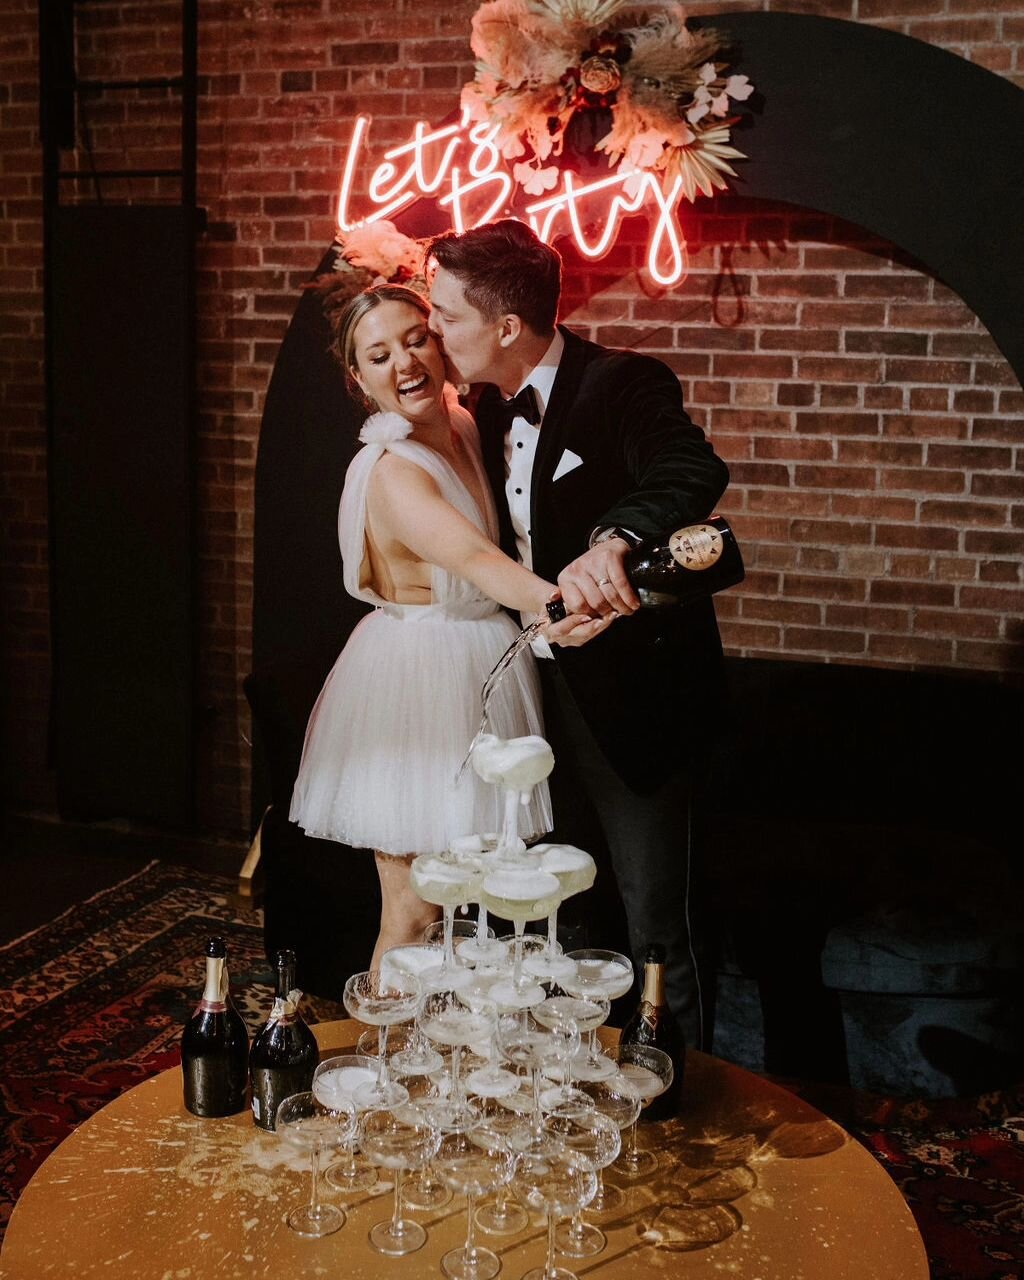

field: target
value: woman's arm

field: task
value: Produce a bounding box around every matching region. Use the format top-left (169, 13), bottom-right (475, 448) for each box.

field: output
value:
top-left (366, 454), bottom-right (556, 616)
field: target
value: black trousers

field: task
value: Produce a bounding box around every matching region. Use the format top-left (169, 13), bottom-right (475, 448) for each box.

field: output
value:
top-left (537, 660), bottom-right (716, 1051)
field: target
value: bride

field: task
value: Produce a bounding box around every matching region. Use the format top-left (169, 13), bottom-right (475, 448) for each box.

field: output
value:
top-left (289, 283), bottom-right (586, 971)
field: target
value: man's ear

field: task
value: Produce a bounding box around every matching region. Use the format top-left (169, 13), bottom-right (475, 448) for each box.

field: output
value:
top-left (497, 313), bottom-right (523, 348)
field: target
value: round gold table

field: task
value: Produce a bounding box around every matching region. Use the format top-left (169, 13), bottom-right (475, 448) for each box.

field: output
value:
top-left (1, 1021), bottom-right (928, 1279)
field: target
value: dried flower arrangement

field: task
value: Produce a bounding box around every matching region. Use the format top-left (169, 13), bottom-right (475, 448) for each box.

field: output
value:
top-left (312, 220), bottom-right (428, 315)
top-left (461, 0), bottom-right (754, 201)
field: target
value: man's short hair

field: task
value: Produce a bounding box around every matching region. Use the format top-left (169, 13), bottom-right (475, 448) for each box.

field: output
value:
top-left (428, 220), bottom-right (562, 335)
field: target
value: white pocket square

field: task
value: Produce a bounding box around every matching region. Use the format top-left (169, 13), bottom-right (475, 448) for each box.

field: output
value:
top-left (552, 449), bottom-right (583, 481)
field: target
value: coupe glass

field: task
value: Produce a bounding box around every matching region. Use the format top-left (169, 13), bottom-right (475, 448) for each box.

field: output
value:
top-left (495, 1011), bottom-right (580, 1152)
top-left (418, 987), bottom-right (497, 1129)
top-left (480, 868), bottom-right (562, 1009)
top-left (436, 1121), bottom-right (514, 1280)
top-left (563, 950), bottom-right (634, 1081)
top-left (312, 1053), bottom-right (380, 1193)
top-left (359, 1103), bottom-right (441, 1256)
top-left (355, 1022), bottom-right (415, 1060)
top-left (467, 735), bottom-right (554, 874)
top-left (462, 977), bottom-right (521, 1101)
top-left (381, 944), bottom-right (447, 1076)
top-left (342, 969), bottom-right (420, 1108)
top-left (402, 1157), bottom-right (454, 1211)
top-left (535, 997), bottom-right (606, 1113)
top-left (382, 941), bottom-right (446, 986)
top-left (409, 853), bottom-right (483, 981)
top-left (496, 930), bottom-right (548, 978)
top-left (511, 1148), bottom-right (599, 1280)
top-left (576, 1072), bottom-right (642, 1212)
top-left (423, 916), bottom-right (499, 963)
top-left (275, 1091), bottom-right (355, 1237)
top-left (522, 944), bottom-right (577, 985)
top-left (524, 844), bottom-right (596, 985)
top-left (450, 834), bottom-right (522, 968)
top-left (401, 1091), bottom-right (461, 1212)
top-left (608, 1043), bottom-right (674, 1178)
top-left (547, 1111), bottom-right (620, 1257)
top-left (472, 1106), bottom-right (531, 1236)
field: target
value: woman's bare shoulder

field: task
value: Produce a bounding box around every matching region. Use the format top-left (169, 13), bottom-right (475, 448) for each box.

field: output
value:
top-left (366, 449), bottom-right (440, 508)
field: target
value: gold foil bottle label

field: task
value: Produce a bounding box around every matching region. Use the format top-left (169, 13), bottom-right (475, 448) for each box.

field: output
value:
top-left (669, 524), bottom-right (724, 571)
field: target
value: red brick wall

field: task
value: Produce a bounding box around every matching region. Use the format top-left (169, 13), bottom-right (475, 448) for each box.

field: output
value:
top-left (2, 0), bottom-right (1022, 837)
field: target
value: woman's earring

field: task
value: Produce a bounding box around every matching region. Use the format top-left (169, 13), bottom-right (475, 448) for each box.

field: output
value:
top-left (349, 372), bottom-right (377, 412)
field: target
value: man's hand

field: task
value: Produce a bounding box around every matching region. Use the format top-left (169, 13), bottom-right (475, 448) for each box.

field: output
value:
top-left (557, 538), bottom-right (640, 619)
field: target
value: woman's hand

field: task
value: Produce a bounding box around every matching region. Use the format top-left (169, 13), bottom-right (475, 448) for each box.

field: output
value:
top-left (535, 590), bottom-right (618, 648)
top-left (544, 612), bottom-right (618, 648)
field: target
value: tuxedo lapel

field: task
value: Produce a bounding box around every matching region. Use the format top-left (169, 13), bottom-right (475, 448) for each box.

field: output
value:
top-left (530, 327), bottom-right (591, 541)
top-left (475, 384), bottom-right (517, 558)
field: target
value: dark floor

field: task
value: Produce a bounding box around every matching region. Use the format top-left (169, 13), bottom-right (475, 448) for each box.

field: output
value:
top-left (1, 843), bottom-right (150, 946)
top-left (0, 812), bottom-right (246, 947)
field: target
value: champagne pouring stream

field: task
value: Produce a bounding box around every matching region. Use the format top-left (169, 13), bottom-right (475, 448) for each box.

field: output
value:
top-left (454, 603), bottom-right (562, 785)
top-left (453, 603), bottom-right (562, 963)
top-left (459, 514), bottom-right (746, 785)
top-left (458, 515), bottom-right (745, 783)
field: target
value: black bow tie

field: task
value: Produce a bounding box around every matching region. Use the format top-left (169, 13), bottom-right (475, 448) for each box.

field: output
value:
top-left (495, 383), bottom-right (541, 427)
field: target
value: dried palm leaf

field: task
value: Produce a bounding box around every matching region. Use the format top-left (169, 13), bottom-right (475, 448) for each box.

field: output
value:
top-left (668, 122), bottom-right (746, 201)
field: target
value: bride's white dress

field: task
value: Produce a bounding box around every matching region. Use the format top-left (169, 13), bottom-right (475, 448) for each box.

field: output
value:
top-left (289, 406), bottom-right (552, 855)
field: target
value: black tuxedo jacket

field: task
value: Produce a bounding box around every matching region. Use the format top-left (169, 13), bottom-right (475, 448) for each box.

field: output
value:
top-left (475, 326), bottom-right (730, 795)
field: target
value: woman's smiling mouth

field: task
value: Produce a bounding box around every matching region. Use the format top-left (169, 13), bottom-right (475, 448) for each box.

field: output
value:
top-left (398, 373), bottom-right (429, 397)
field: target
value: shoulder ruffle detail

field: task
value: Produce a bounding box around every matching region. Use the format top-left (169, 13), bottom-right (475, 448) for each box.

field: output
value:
top-left (359, 411), bottom-right (414, 446)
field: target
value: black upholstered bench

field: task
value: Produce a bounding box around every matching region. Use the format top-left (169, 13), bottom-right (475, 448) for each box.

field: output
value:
top-left (708, 657), bottom-right (1022, 1094)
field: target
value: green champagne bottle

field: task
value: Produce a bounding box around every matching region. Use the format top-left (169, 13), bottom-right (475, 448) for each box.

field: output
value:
top-left (618, 943), bottom-right (684, 1120)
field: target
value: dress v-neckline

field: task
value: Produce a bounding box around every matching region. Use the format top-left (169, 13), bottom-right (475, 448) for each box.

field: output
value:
top-left (409, 420), bottom-right (497, 542)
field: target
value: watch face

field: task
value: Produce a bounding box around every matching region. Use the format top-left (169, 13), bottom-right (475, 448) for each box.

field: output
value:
top-left (669, 524), bottom-right (724, 571)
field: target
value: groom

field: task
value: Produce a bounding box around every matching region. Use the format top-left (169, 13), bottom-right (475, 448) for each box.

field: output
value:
top-left (427, 220), bottom-right (729, 1049)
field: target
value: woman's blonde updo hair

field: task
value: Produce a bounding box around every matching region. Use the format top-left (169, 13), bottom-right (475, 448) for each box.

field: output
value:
top-left (316, 280), bottom-right (432, 407)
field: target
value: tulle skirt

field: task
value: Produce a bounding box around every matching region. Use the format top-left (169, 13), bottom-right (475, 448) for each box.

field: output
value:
top-left (288, 602), bottom-right (552, 856)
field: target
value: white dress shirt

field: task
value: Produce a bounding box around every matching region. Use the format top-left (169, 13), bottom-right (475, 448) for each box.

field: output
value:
top-left (501, 330), bottom-right (564, 655)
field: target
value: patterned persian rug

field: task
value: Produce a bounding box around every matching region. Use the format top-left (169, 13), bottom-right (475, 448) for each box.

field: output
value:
top-left (1, 859), bottom-right (1022, 1275)
top-left (777, 1076), bottom-right (1024, 1280)
top-left (0, 859), bottom-right (343, 1242)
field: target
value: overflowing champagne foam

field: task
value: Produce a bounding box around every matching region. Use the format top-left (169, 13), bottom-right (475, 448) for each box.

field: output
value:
top-left (532, 843), bottom-right (587, 870)
top-left (533, 843), bottom-right (597, 895)
top-left (409, 854), bottom-right (483, 905)
top-left (411, 857), bottom-right (480, 885)
top-left (313, 1065), bottom-right (378, 1109)
top-left (619, 1062), bottom-right (664, 1099)
top-left (470, 733), bottom-right (555, 794)
top-left (448, 833), bottom-right (499, 856)
top-left (481, 867), bottom-right (560, 902)
top-left (583, 959), bottom-right (630, 980)
top-left (381, 944), bottom-right (443, 977)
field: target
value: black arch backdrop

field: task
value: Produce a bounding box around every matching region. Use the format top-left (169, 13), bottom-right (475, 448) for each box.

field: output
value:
top-left (253, 11), bottom-right (1024, 683)
top-left (248, 14), bottom-right (1023, 988)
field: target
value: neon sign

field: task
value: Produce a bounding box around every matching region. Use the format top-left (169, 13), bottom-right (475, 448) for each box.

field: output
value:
top-left (336, 109), bottom-right (690, 288)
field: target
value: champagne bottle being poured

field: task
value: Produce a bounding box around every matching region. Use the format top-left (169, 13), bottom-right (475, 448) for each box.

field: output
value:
top-left (545, 515), bottom-right (744, 622)
top-left (458, 516), bottom-right (743, 779)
